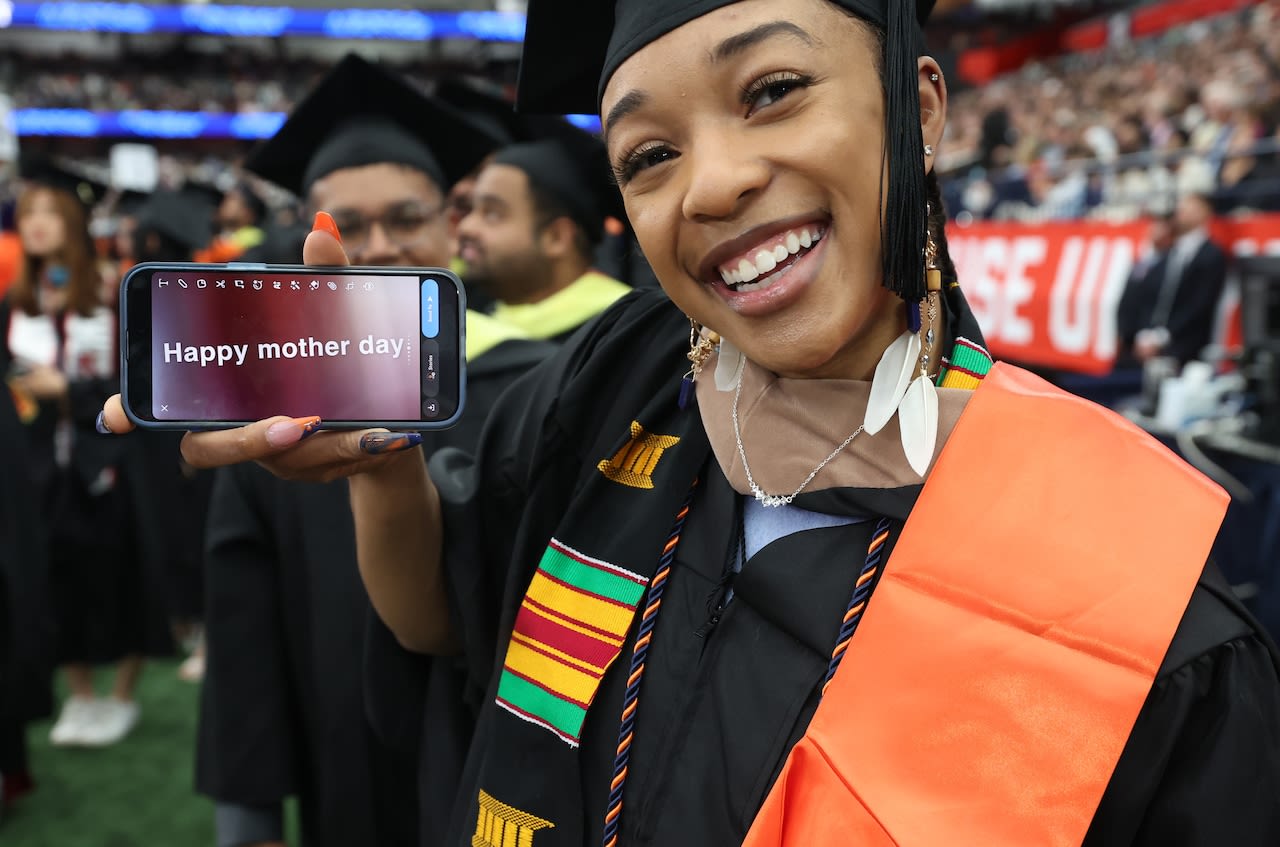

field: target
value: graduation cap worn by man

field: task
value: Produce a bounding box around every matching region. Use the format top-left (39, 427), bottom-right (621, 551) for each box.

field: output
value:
top-left (244, 53), bottom-right (498, 203)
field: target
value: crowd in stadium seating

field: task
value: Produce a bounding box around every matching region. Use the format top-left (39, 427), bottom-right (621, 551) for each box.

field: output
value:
top-left (943, 0), bottom-right (1280, 220)
top-left (4, 2), bottom-right (1279, 220)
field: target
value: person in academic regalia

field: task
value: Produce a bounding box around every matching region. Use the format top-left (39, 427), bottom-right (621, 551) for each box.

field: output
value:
top-left (5, 155), bottom-right (169, 752)
top-left (126, 188), bottom-right (218, 682)
top-left (435, 79), bottom-right (656, 293)
top-left (454, 138), bottom-right (632, 346)
top-left (103, 1), bottom-right (1280, 844)
top-left (357, 94), bottom-right (640, 842)
top-left (0, 369), bottom-right (53, 811)
top-left (193, 54), bottom-right (553, 847)
top-left (193, 182), bottom-right (267, 264)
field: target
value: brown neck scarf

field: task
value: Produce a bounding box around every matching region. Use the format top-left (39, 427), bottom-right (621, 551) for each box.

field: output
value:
top-left (696, 350), bottom-right (973, 498)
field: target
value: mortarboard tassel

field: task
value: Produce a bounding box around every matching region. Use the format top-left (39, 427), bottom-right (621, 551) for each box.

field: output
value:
top-left (880, 0), bottom-right (928, 305)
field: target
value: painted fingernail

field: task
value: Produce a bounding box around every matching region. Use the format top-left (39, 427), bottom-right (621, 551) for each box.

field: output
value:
top-left (266, 416), bottom-right (322, 448)
top-left (313, 211), bottom-right (342, 243)
top-left (360, 432), bottom-right (424, 455)
top-left (95, 411), bottom-right (113, 435)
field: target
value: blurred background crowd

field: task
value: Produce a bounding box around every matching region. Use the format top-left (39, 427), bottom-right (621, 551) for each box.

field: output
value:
top-left (0, 0), bottom-right (1278, 843)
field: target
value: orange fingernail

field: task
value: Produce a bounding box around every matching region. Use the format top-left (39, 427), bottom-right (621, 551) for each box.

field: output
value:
top-left (313, 211), bottom-right (342, 242)
top-left (266, 416), bottom-right (322, 448)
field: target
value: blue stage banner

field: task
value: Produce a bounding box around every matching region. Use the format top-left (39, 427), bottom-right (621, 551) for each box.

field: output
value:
top-left (12, 109), bottom-right (599, 139)
top-left (3, 3), bottom-right (526, 40)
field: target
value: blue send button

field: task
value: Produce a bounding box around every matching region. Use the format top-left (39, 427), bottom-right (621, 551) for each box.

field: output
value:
top-left (421, 278), bottom-right (439, 339)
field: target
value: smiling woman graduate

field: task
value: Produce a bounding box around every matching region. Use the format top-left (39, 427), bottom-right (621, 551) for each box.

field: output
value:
top-left (100, 0), bottom-right (1280, 844)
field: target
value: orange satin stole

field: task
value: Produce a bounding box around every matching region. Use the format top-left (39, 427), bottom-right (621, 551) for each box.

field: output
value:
top-left (744, 364), bottom-right (1227, 847)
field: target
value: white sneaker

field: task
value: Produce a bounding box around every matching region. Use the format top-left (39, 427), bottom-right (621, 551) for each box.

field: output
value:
top-left (48, 697), bottom-right (100, 747)
top-left (79, 698), bottom-right (140, 747)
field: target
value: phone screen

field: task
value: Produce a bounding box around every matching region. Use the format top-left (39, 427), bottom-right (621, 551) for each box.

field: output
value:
top-left (123, 264), bottom-right (463, 428)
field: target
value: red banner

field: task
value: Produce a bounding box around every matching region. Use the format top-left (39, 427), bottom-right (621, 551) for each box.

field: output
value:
top-left (946, 214), bottom-right (1280, 375)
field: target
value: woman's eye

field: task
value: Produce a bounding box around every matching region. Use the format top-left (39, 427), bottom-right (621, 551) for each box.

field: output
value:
top-left (743, 73), bottom-right (812, 116)
top-left (617, 145), bottom-right (678, 183)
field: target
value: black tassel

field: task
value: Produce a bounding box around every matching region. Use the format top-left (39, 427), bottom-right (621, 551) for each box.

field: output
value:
top-left (880, 0), bottom-right (928, 303)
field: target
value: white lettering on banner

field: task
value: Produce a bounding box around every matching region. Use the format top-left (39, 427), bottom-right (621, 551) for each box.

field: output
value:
top-left (952, 235), bottom-right (1044, 348)
top-left (1231, 238), bottom-right (1280, 258)
top-left (1050, 237), bottom-right (1101, 355)
top-left (1002, 237), bottom-right (1043, 345)
top-left (1050, 237), bottom-right (1133, 357)
top-left (1093, 239), bottom-right (1135, 361)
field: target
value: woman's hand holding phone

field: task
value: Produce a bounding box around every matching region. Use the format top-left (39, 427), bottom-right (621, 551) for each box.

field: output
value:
top-left (101, 214), bottom-right (453, 653)
top-left (99, 221), bottom-right (424, 481)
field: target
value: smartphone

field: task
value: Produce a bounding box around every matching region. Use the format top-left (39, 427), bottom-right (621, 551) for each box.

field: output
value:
top-left (120, 263), bottom-right (465, 430)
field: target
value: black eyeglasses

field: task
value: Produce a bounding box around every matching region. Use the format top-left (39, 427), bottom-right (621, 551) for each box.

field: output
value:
top-left (328, 202), bottom-right (446, 254)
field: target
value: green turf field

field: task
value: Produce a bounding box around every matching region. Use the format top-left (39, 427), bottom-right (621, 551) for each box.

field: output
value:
top-left (2, 660), bottom-right (215, 846)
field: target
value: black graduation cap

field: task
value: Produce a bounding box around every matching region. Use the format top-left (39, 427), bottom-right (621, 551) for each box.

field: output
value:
top-left (181, 180), bottom-right (225, 210)
top-left (133, 188), bottom-right (214, 250)
top-left (243, 53), bottom-right (503, 197)
top-left (19, 151), bottom-right (108, 210)
top-left (436, 77), bottom-right (592, 150)
top-left (516, 0), bottom-right (938, 302)
top-left (115, 189), bottom-right (151, 217)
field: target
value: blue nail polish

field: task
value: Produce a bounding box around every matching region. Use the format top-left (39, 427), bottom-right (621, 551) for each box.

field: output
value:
top-left (361, 432), bottom-right (424, 454)
top-left (95, 411), bottom-right (112, 435)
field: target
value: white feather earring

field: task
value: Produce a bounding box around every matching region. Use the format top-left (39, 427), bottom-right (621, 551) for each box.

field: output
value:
top-left (899, 231), bottom-right (945, 476)
top-left (864, 331), bottom-right (919, 436)
top-left (864, 221), bottom-right (945, 476)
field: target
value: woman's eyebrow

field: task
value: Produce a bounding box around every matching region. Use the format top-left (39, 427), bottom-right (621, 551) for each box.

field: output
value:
top-left (603, 21), bottom-right (817, 145)
top-left (711, 21), bottom-right (818, 65)
top-left (604, 90), bottom-right (648, 147)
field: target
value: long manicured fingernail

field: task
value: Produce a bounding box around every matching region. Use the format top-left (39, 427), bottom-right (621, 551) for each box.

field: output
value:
top-left (360, 432), bottom-right (423, 455)
top-left (95, 411), bottom-right (113, 435)
top-left (313, 211), bottom-right (342, 242)
top-left (266, 416), bottom-right (322, 448)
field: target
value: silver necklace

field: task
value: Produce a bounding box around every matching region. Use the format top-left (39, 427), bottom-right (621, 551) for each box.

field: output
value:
top-left (732, 374), bottom-right (865, 508)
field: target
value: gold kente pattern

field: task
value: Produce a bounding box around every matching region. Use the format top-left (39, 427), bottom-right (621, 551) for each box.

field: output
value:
top-left (473, 790), bottom-right (555, 847)
top-left (597, 421), bottom-right (681, 490)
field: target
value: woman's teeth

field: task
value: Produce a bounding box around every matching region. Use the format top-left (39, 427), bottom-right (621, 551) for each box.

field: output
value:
top-left (718, 225), bottom-right (824, 291)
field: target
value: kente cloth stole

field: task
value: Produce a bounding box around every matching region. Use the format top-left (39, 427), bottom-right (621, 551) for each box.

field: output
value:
top-left (470, 371), bottom-right (708, 847)
top-left (744, 363), bottom-right (1228, 847)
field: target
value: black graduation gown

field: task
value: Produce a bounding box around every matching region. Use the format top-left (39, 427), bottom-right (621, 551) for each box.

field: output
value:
top-left (197, 336), bottom-right (554, 847)
top-left (430, 289), bottom-right (1280, 846)
top-left (0, 383), bottom-right (54, 771)
top-left (0, 302), bottom-right (170, 665)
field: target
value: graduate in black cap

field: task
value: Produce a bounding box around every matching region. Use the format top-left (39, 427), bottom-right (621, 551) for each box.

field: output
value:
top-left (195, 182), bottom-right (267, 264)
top-left (101, 2), bottom-right (1280, 844)
top-left (194, 53), bottom-right (554, 847)
top-left (434, 83), bottom-right (658, 293)
top-left (126, 187), bottom-right (217, 683)
top-left (454, 137), bottom-right (631, 345)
